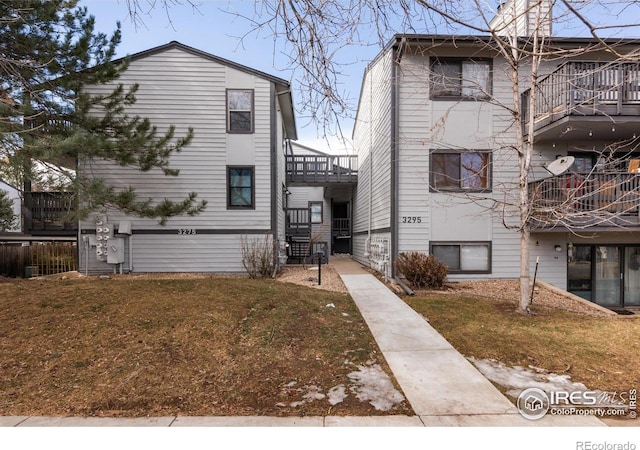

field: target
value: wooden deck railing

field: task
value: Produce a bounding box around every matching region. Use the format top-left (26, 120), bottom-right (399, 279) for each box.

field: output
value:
top-left (24, 192), bottom-right (77, 234)
top-left (332, 218), bottom-right (351, 237)
top-left (285, 208), bottom-right (311, 239)
top-left (286, 155), bottom-right (357, 183)
top-left (522, 61), bottom-right (640, 127)
top-left (529, 172), bottom-right (640, 228)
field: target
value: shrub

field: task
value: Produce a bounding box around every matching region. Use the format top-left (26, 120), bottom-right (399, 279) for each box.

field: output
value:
top-left (395, 251), bottom-right (448, 289)
top-left (240, 234), bottom-right (276, 278)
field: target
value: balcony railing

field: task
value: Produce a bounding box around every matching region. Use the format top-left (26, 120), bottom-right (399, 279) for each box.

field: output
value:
top-left (285, 208), bottom-right (311, 239)
top-left (522, 61), bottom-right (640, 131)
top-left (332, 218), bottom-right (351, 237)
top-left (24, 192), bottom-right (77, 235)
top-left (286, 155), bottom-right (357, 184)
top-left (528, 172), bottom-right (640, 229)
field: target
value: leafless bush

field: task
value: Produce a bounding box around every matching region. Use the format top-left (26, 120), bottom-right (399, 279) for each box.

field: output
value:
top-left (395, 251), bottom-right (448, 290)
top-left (240, 234), bottom-right (276, 278)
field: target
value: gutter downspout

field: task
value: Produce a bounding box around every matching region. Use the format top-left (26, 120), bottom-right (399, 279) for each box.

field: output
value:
top-left (390, 40), bottom-right (401, 279)
top-left (393, 275), bottom-right (415, 296)
top-left (364, 64), bottom-right (374, 259)
top-left (270, 82), bottom-right (279, 275)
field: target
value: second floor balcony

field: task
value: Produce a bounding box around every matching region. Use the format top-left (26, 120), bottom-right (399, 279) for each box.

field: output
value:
top-left (529, 172), bottom-right (640, 230)
top-left (522, 61), bottom-right (640, 142)
top-left (23, 191), bottom-right (77, 236)
top-left (286, 155), bottom-right (357, 185)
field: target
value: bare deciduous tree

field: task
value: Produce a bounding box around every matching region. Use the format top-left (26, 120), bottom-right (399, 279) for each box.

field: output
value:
top-left (122, 0), bottom-right (640, 312)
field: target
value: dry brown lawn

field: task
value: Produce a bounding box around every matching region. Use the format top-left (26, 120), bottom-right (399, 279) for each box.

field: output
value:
top-left (405, 291), bottom-right (640, 396)
top-left (0, 275), bottom-right (412, 418)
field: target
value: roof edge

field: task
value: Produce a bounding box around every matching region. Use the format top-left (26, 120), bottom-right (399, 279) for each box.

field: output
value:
top-left (115, 41), bottom-right (293, 89)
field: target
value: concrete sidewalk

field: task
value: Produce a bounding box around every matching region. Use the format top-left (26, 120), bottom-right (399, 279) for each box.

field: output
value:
top-left (330, 256), bottom-right (605, 427)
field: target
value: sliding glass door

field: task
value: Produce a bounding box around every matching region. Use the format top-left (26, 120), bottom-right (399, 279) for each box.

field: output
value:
top-left (569, 245), bottom-right (640, 308)
top-left (594, 246), bottom-right (621, 307)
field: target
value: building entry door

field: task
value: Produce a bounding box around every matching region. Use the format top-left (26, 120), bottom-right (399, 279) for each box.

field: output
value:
top-left (331, 201), bottom-right (351, 254)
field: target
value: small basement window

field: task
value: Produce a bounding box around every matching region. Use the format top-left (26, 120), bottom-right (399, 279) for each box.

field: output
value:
top-left (430, 242), bottom-right (491, 274)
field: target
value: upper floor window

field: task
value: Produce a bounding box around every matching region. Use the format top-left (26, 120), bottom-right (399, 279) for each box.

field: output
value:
top-left (430, 150), bottom-right (492, 192)
top-left (227, 89), bottom-right (254, 133)
top-left (227, 166), bottom-right (254, 209)
top-left (430, 58), bottom-right (491, 99)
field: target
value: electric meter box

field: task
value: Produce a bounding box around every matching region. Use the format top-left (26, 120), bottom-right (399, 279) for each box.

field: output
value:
top-left (96, 222), bottom-right (114, 261)
top-left (107, 238), bottom-right (126, 264)
top-left (118, 220), bottom-right (132, 235)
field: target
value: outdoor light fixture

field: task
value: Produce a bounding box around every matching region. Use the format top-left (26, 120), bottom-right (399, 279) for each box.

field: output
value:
top-left (554, 245), bottom-right (562, 252)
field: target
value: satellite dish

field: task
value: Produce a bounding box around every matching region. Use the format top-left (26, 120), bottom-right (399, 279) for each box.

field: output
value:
top-left (545, 156), bottom-right (575, 176)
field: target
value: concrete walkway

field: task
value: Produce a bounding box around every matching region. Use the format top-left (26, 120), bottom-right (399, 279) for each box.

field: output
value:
top-left (330, 256), bottom-right (605, 427)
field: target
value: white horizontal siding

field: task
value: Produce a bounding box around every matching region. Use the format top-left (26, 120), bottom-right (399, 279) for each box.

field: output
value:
top-left (78, 233), bottom-right (275, 274)
top-left (396, 55), bottom-right (431, 254)
top-left (353, 49), bottom-right (393, 240)
top-left (80, 46), bottom-right (279, 236)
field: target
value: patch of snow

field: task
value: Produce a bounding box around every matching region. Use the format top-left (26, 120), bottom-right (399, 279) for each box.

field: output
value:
top-left (468, 357), bottom-right (590, 399)
top-left (348, 364), bottom-right (405, 411)
top-left (327, 384), bottom-right (348, 405)
top-left (326, 303), bottom-right (335, 308)
top-left (277, 360), bottom-right (405, 411)
top-left (302, 385), bottom-right (326, 401)
top-left (341, 312), bottom-right (349, 316)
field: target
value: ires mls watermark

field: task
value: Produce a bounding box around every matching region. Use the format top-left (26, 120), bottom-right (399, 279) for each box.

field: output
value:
top-left (517, 387), bottom-right (637, 420)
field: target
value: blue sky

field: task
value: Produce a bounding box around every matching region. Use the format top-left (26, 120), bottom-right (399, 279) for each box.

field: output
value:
top-left (84, 0), bottom-right (383, 152)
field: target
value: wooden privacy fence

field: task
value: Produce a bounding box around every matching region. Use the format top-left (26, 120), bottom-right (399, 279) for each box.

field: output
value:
top-left (0, 242), bottom-right (77, 278)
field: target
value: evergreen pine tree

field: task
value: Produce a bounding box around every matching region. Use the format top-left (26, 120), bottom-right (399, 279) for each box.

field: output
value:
top-left (0, 189), bottom-right (17, 231)
top-left (0, 0), bottom-right (206, 224)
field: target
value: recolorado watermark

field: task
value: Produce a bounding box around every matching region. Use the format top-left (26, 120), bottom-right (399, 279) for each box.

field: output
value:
top-left (576, 442), bottom-right (636, 450)
top-left (517, 387), bottom-right (637, 420)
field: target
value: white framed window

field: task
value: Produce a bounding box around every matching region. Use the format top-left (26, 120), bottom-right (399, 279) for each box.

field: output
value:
top-left (431, 58), bottom-right (492, 99)
top-left (430, 150), bottom-right (492, 192)
top-left (227, 166), bottom-right (254, 209)
top-left (309, 201), bottom-right (323, 224)
top-left (227, 89), bottom-right (254, 133)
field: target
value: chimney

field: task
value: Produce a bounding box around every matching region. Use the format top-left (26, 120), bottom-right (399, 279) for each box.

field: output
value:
top-left (490, 0), bottom-right (553, 38)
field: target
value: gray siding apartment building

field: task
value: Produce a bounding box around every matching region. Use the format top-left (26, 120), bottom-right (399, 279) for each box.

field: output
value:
top-left (78, 41), bottom-right (296, 273)
top-left (71, 1), bottom-right (640, 310)
top-left (352, 2), bottom-right (640, 309)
